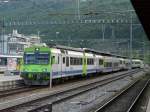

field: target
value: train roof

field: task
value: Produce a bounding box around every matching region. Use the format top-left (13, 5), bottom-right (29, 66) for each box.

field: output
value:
top-left (84, 48), bottom-right (129, 58)
top-left (46, 44), bottom-right (141, 60)
top-left (47, 44), bottom-right (84, 52)
top-left (83, 48), bottom-right (112, 56)
top-left (112, 54), bottom-right (128, 59)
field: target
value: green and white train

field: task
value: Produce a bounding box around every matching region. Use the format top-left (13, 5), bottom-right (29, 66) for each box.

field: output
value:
top-left (20, 45), bottom-right (143, 85)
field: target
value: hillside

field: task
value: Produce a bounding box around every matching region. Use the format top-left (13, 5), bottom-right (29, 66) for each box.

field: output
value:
top-left (0, 0), bottom-right (148, 54)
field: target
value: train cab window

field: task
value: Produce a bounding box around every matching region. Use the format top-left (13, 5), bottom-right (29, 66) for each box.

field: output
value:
top-left (63, 57), bottom-right (65, 64)
top-left (66, 57), bottom-right (69, 67)
top-left (99, 59), bottom-right (103, 65)
top-left (61, 50), bottom-right (65, 54)
top-left (120, 60), bottom-right (122, 64)
top-left (37, 53), bottom-right (49, 64)
top-left (24, 53), bottom-right (35, 64)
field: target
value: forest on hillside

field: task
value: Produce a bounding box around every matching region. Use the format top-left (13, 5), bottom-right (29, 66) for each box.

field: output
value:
top-left (0, 0), bottom-right (149, 62)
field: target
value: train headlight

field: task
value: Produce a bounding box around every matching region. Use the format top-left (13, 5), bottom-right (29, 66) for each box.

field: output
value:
top-left (42, 68), bottom-right (47, 72)
top-left (35, 48), bottom-right (39, 52)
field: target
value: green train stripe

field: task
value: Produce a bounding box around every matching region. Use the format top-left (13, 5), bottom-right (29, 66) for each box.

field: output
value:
top-left (82, 52), bottom-right (87, 76)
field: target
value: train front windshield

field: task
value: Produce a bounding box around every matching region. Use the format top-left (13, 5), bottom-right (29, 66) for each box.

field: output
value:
top-left (24, 53), bottom-right (50, 65)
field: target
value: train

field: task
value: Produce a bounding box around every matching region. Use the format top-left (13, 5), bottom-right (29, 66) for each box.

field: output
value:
top-left (20, 45), bottom-right (144, 85)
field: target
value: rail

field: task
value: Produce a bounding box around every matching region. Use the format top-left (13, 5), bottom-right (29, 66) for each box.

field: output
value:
top-left (93, 75), bottom-right (150, 112)
top-left (25, 69), bottom-right (141, 112)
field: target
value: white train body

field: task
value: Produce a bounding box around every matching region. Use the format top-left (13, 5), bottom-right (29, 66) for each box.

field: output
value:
top-left (21, 45), bottom-right (144, 85)
top-left (132, 59), bottom-right (144, 68)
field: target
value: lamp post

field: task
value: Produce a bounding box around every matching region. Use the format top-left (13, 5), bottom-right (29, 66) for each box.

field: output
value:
top-left (102, 24), bottom-right (105, 41)
top-left (129, 13), bottom-right (133, 69)
top-left (107, 10), bottom-right (135, 69)
top-left (49, 40), bottom-right (54, 88)
top-left (77, 0), bottom-right (80, 20)
top-left (50, 59), bottom-right (52, 88)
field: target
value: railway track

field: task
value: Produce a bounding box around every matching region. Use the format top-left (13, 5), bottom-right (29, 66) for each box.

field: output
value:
top-left (0, 69), bottom-right (141, 112)
top-left (93, 75), bottom-right (150, 112)
top-left (0, 70), bottom-right (134, 99)
top-left (0, 86), bottom-right (42, 98)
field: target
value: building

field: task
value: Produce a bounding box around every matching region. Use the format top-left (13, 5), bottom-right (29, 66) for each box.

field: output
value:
top-left (0, 30), bottom-right (42, 55)
top-left (7, 30), bottom-right (30, 54)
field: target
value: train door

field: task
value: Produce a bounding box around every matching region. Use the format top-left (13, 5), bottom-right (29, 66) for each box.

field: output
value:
top-left (57, 54), bottom-right (61, 77)
top-left (95, 57), bottom-right (99, 73)
top-left (61, 54), bottom-right (66, 77)
top-left (51, 53), bottom-right (61, 78)
top-left (66, 56), bottom-right (70, 76)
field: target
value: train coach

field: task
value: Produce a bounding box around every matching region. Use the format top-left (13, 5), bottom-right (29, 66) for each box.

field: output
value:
top-left (20, 45), bottom-right (143, 85)
top-left (132, 59), bottom-right (144, 68)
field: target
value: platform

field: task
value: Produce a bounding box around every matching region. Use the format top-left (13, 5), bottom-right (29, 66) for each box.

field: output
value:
top-left (0, 75), bottom-right (23, 91)
top-left (0, 75), bottom-right (22, 82)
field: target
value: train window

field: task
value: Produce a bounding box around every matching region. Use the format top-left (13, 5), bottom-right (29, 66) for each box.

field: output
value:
top-left (37, 53), bottom-right (49, 64)
top-left (51, 56), bottom-right (55, 64)
top-left (24, 53), bottom-right (35, 64)
top-left (0, 58), bottom-right (7, 65)
top-left (66, 57), bottom-right (69, 67)
top-left (70, 57), bottom-right (82, 65)
top-left (80, 58), bottom-right (82, 65)
top-left (66, 51), bottom-right (68, 55)
top-left (58, 56), bottom-right (59, 64)
top-left (87, 58), bottom-right (94, 65)
top-left (114, 63), bottom-right (119, 67)
top-left (70, 57), bottom-right (73, 65)
top-left (63, 57), bottom-right (65, 64)
top-left (61, 50), bottom-right (65, 54)
top-left (24, 53), bottom-right (49, 65)
top-left (124, 61), bottom-right (126, 64)
top-left (120, 60), bottom-right (122, 64)
top-left (104, 62), bottom-right (112, 67)
top-left (84, 58), bottom-right (86, 64)
top-left (99, 59), bottom-right (103, 65)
